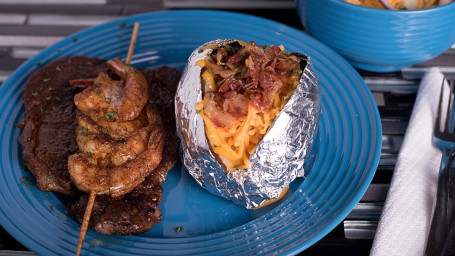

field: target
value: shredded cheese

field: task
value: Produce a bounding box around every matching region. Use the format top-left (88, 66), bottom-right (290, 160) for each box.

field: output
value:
top-left (196, 87), bottom-right (294, 171)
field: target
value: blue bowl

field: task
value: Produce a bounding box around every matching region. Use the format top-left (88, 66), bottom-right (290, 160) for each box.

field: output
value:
top-left (296, 0), bottom-right (455, 72)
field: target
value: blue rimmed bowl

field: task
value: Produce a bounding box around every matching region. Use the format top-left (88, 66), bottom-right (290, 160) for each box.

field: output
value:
top-left (296, 0), bottom-right (455, 72)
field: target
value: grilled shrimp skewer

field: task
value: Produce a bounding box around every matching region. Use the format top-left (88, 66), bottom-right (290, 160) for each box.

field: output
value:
top-left (74, 57), bottom-right (149, 122)
top-left (72, 22), bottom-right (153, 256)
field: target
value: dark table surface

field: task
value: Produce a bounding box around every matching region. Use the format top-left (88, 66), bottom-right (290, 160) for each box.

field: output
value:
top-left (0, 1), bottom-right (454, 255)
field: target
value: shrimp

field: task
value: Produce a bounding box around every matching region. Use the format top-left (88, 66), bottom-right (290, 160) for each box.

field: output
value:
top-left (74, 58), bottom-right (149, 122)
top-left (68, 58), bottom-right (165, 197)
top-left (68, 124), bottom-right (164, 197)
top-left (75, 105), bottom-right (161, 167)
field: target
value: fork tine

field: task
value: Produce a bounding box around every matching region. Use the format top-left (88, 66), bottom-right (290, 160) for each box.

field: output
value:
top-left (436, 77), bottom-right (445, 134)
top-left (445, 78), bottom-right (454, 133)
top-left (450, 79), bottom-right (455, 134)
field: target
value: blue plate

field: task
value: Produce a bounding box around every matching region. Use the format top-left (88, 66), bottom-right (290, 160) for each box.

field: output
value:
top-left (0, 10), bottom-right (381, 255)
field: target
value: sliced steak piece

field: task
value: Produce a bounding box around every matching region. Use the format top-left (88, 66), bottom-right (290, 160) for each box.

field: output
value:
top-left (19, 56), bottom-right (108, 195)
top-left (145, 66), bottom-right (181, 128)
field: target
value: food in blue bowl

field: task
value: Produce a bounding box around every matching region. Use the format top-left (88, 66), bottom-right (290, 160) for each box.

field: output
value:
top-left (296, 0), bottom-right (455, 72)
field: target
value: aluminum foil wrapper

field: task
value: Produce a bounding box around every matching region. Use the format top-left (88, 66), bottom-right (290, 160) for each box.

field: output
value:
top-left (175, 39), bottom-right (321, 209)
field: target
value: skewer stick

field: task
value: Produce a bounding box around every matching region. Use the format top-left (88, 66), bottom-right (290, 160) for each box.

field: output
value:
top-left (126, 22), bottom-right (140, 65)
top-left (76, 191), bottom-right (96, 256)
top-left (74, 22), bottom-right (140, 256)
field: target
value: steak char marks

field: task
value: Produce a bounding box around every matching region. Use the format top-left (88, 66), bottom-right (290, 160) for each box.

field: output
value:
top-left (19, 57), bottom-right (108, 195)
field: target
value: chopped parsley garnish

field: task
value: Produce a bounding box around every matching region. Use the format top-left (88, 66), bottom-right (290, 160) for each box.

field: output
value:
top-left (154, 132), bottom-right (159, 137)
top-left (292, 68), bottom-right (302, 76)
top-left (209, 93), bottom-right (215, 99)
top-left (233, 146), bottom-right (239, 152)
top-left (49, 205), bottom-right (54, 211)
top-left (196, 109), bottom-right (202, 114)
top-left (55, 96), bottom-right (61, 102)
top-left (118, 22), bottom-right (126, 29)
top-left (105, 126), bottom-right (112, 135)
top-left (249, 94), bottom-right (254, 99)
top-left (216, 106), bottom-right (221, 110)
top-left (86, 151), bottom-right (94, 157)
top-left (81, 128), bottom-right (87, 135)
top-left (48, 87), bottom-right (55, 91)
top-left (43, 78), bottom-right (51, 82)
top-left (104, 109), bottom-right (118, 119)
top-left (32, 92), bottom-right (38, 97)
top-left (45, 96), bottom-right (51, 101)
top-left (173, 226), bottom-right (184, 233)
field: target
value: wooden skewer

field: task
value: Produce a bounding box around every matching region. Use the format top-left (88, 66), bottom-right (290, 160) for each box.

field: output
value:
top-left (76, 191), bottom-right (96, 256)
top-left (74, 21), bottom-right (140, 256)
top-left (126, 22), bottom-right (140, 65)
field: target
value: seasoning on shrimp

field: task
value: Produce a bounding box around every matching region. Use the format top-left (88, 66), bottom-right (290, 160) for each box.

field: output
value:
top-left (68, 58), bottom-right (165, 197)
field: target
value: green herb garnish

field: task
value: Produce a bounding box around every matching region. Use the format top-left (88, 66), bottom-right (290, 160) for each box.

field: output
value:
top-left (105, 109), bottom-right (118, 119)
top-left (292, 68), bottom-right (302, 76)
top-left (105, 126), bottom-right (112, 135)
top-left (173, 226), bottom-right (184, 233)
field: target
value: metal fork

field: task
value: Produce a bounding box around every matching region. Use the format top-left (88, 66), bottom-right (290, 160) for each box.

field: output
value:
top-left (425, 77), bottom-right (455, 256)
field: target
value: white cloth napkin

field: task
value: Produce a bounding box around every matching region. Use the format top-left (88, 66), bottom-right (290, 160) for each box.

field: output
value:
top-left (371, 68), bottom-right (446, 256)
